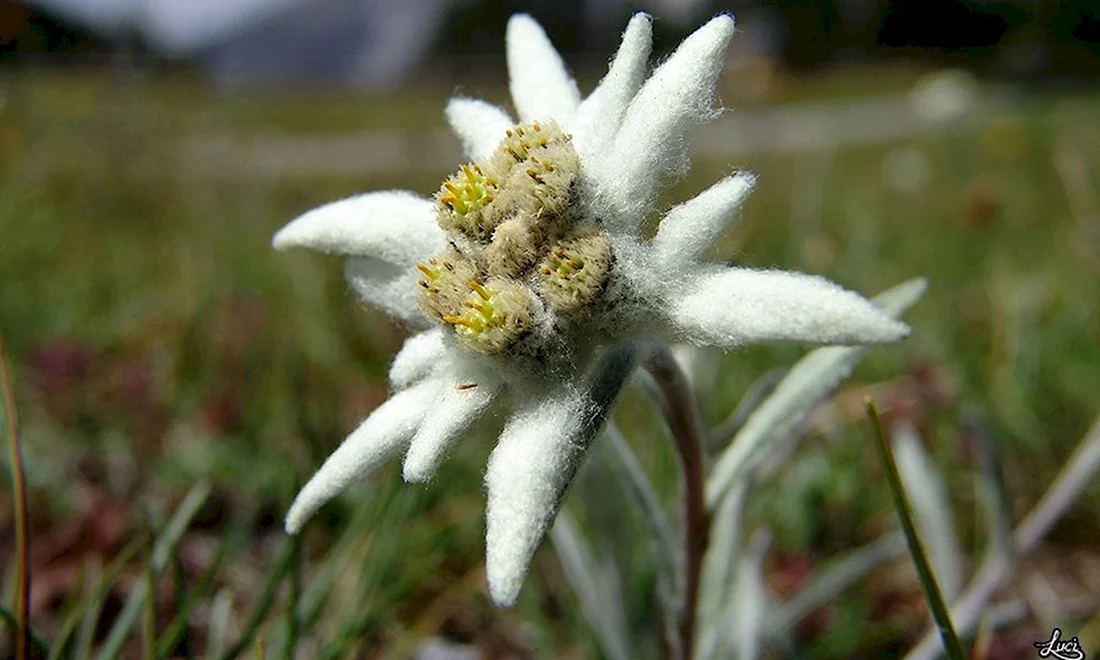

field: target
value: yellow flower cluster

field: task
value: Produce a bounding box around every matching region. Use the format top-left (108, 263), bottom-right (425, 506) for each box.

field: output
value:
top-left (418, 121), bottom-right (613, 354)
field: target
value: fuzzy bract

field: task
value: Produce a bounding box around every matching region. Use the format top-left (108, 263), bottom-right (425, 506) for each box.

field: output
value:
top-left (272, 11), bottom-right (910, 607)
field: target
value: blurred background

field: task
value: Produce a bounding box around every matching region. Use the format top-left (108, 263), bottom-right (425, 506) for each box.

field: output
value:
top-left (1, 0), bottom-right (1099, 658)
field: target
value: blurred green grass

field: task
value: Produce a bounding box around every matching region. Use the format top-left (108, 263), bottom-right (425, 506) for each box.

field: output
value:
top-left (1, 69), bottom-right (1099, 658)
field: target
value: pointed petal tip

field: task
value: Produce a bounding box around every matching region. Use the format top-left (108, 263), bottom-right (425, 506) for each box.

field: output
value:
top-left (487, 572), bottom-right (522, 608)
top-left (617, 12), bottom-right (653, 56)
top-left (626, 11), bottom-right (652, 30)
top-left (852, 303), bottom-right (912, 345)
top-left (271, 223), bottom-right (301, 251)
top-left (485, 527), bottom-right (528, 608)
top-left (400, 457), bottom-right (433, 484)
top-left (282, 464), bottom-right (362, 534)
top-left (700, 12), bottom-right (736, 38)
top-left (890, 319), bottom-right (913, 342)
top-left (271, 205), bottom-right (340, 254)
top-left (691, 13), bottom-right (736, 56)
top-left (712, 12), bottom-right (737, 29)
top-left (507, 12), bottom-right (580, 123)
top-left (445, 97), bottom-right (515, 161)
top-left (506, 13), bottom-right (538, 34)
top-left (842, 303), bottom-right (910, 345)
top-left (284, 499), bottom-right (311, 535)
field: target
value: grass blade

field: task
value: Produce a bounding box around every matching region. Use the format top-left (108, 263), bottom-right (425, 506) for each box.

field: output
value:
top-left (49, 538), bottom-right (144, 660)
top-left (1, 337), bottom-right (30, 660)
top-left (708, 369), bottom-right (787, 450)
top-left (216, 535), bottom-right (298, 660)
top-left (316, 489), bottom-right (421, 660)
top-left (155, 539), bottom-right (229, 658)
top-left (74, 563), bottom-right (108, 660)
top-left (142, 553), bottom-right (157, 660)
top-left (598, 422), bottom-right (679, 642)
top-left (906, 414), bottom-right (1100, 660)
top-left (696, 479), bottom-right (750, 658)
top-left (865, 398), bottom-right (967, 660)
top-left (283, 533), bottom-right (302, 660)
top-left (550, 512), bottom-right (634, 660)
top-left (206, 589), bottom-right (235, 659)
top-left (963, 411), bottom-right (1014, 567)
top-left (774, 533), bottom-right (905, 635)
top-left (728, 530), bottom-right (772, 660)
top-left (891, 421), bottom-right (965, 600)
top-left (97, 481), bottom-right (213, 660)
top-left (262, 484), bottom-right (400, 659)
top-left (0, 605), bottom-right (48, 658)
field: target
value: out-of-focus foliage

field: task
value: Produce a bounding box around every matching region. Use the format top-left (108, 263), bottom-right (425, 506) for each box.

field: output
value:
top-left (1, 68), bottom-right (1099, 658)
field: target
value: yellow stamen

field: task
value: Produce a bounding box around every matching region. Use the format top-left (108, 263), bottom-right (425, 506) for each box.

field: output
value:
top-left (435, 162), bottom-right (499, 239)
top-left (416, 262), bottom-right (440, 280)
top-left (469, 280), bottom-right (491, 300)
top-left (443, 314), bottom-right (484, 331)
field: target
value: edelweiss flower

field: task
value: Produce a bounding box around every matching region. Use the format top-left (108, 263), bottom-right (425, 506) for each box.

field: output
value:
top-left (273, 13), bottom-right (909, 606)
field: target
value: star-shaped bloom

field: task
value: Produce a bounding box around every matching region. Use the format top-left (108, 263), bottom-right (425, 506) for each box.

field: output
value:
top-left (273, 13), bottom-right (909, 606)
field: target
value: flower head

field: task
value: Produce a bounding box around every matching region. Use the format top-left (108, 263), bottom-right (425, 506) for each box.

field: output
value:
top-left (273, 13), bottom-right (909, 606)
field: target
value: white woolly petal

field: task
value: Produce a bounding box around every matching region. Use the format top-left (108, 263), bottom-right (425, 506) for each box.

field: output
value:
top-left (446, 97), bottom-right (514, 162)
top-left (652, 172), bottom-right (755, 265)
top-left (273, 191), bottom-right (442, 264)
top-left (669, 267), bottom-right (911, 348)
top-left (285, 380), bottom-right (439, 533)
top-left (388, 329), bottom-right (447, 390)
top-left (484, 393), bottom-right (585, 606)
top-left (402, 368), bottom-right (501, 483)
top-left (573, 13), bottom-right (652, 160)
top-left (595, 16), bottom-right (735, 226)
top-left (344, 258), bottom-right (432, 329)
top-left (484, 347), bottom-right (636, 606)
top-left (506, 14), bottom-right (581, 125)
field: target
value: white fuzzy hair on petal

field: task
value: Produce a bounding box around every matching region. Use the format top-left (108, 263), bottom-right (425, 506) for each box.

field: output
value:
top-left (388, 329), bottom-right (448, 391)
top-left (652, 171), bottom-right (755, 266)
top-left (273, 191), bottom-right (442, 264)
top-left (573, 13), bottom-right (652, 161)
top-left (484, 347), bottom-right (636, 606)
top-left (344, 257), bottom-right (434, 329)
top-left (595, 15), bottom-right (735, 228)
top-left (403, 369), bottom-right (501, 483)
top-left (445, 98), bottom-right (515, 162)
top-left (484, 393), bottom-right (586, 606)
top-left (506, 15), bottom-right (581, 124)
top-left (285, 379), bottom-right (441, 533)
top-left (669, 267), bottom-right (911, 348)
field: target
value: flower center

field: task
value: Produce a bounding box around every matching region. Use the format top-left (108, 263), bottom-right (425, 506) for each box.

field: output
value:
top-left (437, 164), bottom-right (499, 240)
top-left (537, 232), bottom-right (613, 314)
top-left (418, 121), bottom-right (613, 355)
top-left (442, 279), bottom-right (532, 354)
